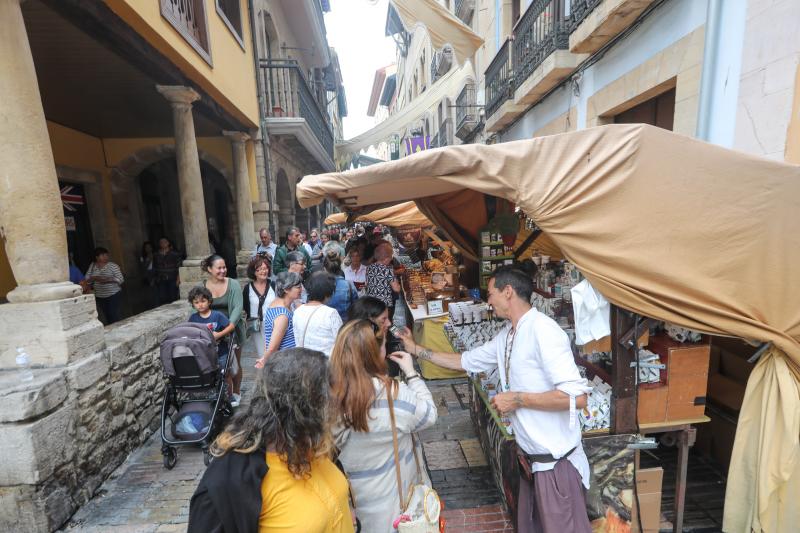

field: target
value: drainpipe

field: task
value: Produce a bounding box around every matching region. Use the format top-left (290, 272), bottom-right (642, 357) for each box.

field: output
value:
top-left (695, 0), bottom-right (722, 141)
top-left (695, 0), bottom-right (747, 146)
top-left (247, 0), bottom-right (276, 234)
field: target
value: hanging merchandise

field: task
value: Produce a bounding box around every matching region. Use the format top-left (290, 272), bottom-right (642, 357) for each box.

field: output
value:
top-left (570, 279), bottom-right (611, 345)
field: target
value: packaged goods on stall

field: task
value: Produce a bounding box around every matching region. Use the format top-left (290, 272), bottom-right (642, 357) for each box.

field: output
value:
top-left (579, 375), bottom-right (612, 432)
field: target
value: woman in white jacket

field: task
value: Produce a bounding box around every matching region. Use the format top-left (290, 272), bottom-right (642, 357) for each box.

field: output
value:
top-left (330, 320), bottom-right (437, 533)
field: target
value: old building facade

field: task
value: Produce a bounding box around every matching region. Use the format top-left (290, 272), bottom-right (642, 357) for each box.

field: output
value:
top-left (0, 0), bottom-right (343, 531)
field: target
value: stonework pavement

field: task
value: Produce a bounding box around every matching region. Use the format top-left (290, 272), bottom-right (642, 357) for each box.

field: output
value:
top-left (59, 352), bottom-right (512, 532)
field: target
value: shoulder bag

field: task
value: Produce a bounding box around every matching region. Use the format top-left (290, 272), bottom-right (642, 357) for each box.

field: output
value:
top-left (297, 305), bottom-right (323, 348)
top-left (387, 384), bottom-right (443, 533)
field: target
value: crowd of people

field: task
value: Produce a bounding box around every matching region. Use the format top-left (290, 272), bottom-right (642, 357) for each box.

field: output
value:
top-left (184, 264), bottom-right (591, 533)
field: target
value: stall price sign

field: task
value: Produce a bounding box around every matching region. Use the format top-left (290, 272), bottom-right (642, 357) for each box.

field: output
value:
top-left (426, 299), bottom-right (445, 315)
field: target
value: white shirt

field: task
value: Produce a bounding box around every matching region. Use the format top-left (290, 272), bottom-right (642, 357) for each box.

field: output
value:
top-left (292, 304), bottom-right (342, 357)
top-left (462, 307), bottom-right (591, 488)
top-left (252, 242), bottom-right (277, 259)
top-left (302, 242), bottom-right (313, 257)
top-left (343, 264), bottom-right (366, 284)
top-left (246, 284), bottom-right (276, 319)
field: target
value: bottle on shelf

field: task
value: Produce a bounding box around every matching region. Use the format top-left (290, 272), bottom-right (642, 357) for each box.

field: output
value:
top-left (15, 347), bottom-right (34, 382)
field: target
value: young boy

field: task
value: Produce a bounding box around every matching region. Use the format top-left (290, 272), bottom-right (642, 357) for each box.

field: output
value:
top-left (187, 287), bottom-right (235, 399)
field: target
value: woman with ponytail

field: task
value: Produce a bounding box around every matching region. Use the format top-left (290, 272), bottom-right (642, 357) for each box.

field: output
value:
top-left (323, 246), bottom-right (359, 321)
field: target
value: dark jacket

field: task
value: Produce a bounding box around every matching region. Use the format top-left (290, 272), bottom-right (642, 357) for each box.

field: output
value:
top-left (188, 449), bottom-right (268, 533)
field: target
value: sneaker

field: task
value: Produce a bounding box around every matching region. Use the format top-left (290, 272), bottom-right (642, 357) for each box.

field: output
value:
top-left (230, 393), bottom-right (241, 408)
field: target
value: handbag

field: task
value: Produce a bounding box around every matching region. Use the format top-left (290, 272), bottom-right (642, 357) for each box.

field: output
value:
top-left (387, 384), bottom-right (443, 533)
top-left (297, 305), bottom-right (323, 348)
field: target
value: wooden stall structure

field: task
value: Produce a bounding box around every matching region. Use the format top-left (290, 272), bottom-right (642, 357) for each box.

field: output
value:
top-left (298, 124), bottom-right (800, 533)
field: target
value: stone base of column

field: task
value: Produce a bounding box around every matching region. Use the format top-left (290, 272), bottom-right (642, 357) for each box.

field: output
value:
top-left (6, 281), bottom-right (82, 303)
top-left (178, 260), bottom-right (206, 299)
top-left (235, 250), bottom-right (253, 280)
top-left (0, 295), bottom-right (105, 369)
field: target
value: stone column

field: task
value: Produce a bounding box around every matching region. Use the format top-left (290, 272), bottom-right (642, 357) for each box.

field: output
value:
top-left (156, 85), bottom-right (210, 296)
top-left (223, 130), bottom-right (256, 277)
top-left (0, 0), bottom-right (102, 372)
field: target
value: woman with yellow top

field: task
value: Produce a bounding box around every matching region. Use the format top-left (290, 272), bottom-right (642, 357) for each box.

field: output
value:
top-left (188, 348), bottom-right (355, 533)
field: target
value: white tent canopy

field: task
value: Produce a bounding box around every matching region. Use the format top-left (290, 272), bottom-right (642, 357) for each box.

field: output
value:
top-left (390, 0), bottom-right (484, 62)
top-left (335, 61), bottom-right (474, 156)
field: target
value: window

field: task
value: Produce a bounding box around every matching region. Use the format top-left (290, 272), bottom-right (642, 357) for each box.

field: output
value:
top-left (161, 0), bottom-right (212, 64)
top-left (216, 0), bottom-right (244, 48)
top-left (614, 88), bottom-right (676, 131)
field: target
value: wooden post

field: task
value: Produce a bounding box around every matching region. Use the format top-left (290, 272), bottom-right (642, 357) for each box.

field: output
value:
top-left (610, 304), bottom-right (638, 434)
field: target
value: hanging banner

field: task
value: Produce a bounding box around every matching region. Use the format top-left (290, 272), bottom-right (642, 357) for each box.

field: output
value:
top-left (405, 135), bottom-right (430, 156)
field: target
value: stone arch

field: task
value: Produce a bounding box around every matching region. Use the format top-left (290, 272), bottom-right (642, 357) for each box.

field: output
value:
top-left (110, 143), bottom-right (236, 283)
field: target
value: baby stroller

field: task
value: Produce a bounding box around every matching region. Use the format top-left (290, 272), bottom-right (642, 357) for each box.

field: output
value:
top-left (158, 322), bottom-right (236, 469)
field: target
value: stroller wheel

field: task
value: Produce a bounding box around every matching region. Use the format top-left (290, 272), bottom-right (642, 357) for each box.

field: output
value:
top-left (203, 449), bottom-right (213, 466)
top-left (163, 447), bottom-right (178, 470)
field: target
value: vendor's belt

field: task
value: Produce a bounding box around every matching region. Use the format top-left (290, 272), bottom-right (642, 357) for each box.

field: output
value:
top-left (523, 445), bottom-right (577, 465)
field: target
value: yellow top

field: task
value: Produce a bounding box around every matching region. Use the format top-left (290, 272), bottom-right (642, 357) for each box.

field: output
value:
top-left (259, 452), bottom-right (354, 533)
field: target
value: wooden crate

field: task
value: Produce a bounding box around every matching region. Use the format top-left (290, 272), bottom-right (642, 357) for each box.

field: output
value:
top-left (637, 334), bottom-right (710, 425)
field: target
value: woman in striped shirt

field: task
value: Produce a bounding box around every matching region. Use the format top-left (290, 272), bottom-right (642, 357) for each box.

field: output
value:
top-left (255, 271), bottom-right (303, 369)
top-left (85, 247), bottom-right (124, 324)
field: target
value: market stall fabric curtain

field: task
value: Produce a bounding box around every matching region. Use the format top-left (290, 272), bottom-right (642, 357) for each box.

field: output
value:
top-left (723, 347), bottom-right (800, 533)
top-left (390, 0), bottom-right (484, 63)
top-left (514, 227), bottom-right (564, 261)
top-left (335, 62), bottom-right (474, 156)
top-left (415, 189), bottom-right (487, 262)
top-left (297, 124), bottom-right (800, 531)
top-left (324, 202), bottom-right (432, 228)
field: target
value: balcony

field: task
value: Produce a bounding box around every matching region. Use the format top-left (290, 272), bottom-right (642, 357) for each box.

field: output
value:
top-left (260, 59), bottom-right (335, 171)
top-left (484, 39), bottom-right (524, 132)
top-left (455, 83), bottom-right (479, 139)
top-left (569, 0), bottom-right (657, 54)
top-left (512, 0), bottom-right (583, 106)
top-left (431, 46), bottom-right (454, 84)
top-left (455, 0), bottom-right (476, 26)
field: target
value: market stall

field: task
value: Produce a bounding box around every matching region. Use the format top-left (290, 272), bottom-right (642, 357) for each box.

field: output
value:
top-left (299, 124), bottom-right (800, 533)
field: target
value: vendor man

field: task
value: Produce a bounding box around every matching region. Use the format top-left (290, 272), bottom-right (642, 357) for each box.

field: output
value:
top-left (397, 266), bottom-right (591, 533)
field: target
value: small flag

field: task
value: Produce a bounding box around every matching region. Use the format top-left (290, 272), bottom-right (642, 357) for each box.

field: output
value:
top-left (60, 185), bottom-right (84, 212)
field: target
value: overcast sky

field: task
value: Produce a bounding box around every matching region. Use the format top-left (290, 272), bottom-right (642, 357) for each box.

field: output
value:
top-left (325, 0), bottom-right (397, 139)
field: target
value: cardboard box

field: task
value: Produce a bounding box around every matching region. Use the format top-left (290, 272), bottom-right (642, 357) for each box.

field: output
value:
top-left (631, 467), bottom-right (663, 533)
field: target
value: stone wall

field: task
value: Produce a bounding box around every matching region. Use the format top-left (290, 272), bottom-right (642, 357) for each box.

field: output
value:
top-left (0, 300), bottom-right (188, 533)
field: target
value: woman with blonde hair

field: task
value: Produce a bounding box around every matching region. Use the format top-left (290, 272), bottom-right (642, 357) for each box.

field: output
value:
top-left (330, 320), bottom-right (437, 533)
top-left (188, 348), bottom-right (355, 533)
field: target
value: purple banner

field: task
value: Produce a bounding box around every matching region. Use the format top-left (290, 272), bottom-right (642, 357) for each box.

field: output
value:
top-left (404, 135), bottom-right (430, 156)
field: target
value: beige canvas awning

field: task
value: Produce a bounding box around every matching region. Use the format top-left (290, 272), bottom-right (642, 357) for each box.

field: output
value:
top-left (390, 0), bottom-right (484, 63)
top-left (323, 201), bottom-right (432, 227)
top-left (299, 123), bottom-right (800, 533)
top-left (335, 61), bottom-right (474, 156)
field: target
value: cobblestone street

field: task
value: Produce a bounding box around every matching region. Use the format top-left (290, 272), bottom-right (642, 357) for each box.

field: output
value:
top-left (59, 339), bottom-right (262, 532)
top-left (59, 341), bottom-right (511, 532)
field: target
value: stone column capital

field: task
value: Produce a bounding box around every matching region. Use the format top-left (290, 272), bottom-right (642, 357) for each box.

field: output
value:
top-left (223, 130), bottom-right (250, 144)
top-left (156, 85), bottom-right (200, 106)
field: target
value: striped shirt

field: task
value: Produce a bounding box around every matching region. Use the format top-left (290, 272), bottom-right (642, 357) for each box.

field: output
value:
top-left (263, 306), bottom-right (295, 351)
top-left (85, 262), bottom-right (124, 298)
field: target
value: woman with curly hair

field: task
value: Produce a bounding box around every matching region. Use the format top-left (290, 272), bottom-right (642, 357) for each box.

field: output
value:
top-left (188, 348), bottom-right (355, 533)
top-left (330, 320), bottom-right (437, 533)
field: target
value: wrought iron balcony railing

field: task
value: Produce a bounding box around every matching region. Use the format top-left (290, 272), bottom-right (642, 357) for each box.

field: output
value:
top-left (484, 39), bottom-right (513, 119)
top-left (455, 82), bottom-right (478, 138)
top-left (430, 47), bottom-right (454, 84)
top-left (455, 0), bottom-right (476, 26)
top-left (437, 118), bottom-right (452, 147)
top-left (512, 0), bottom-right (570, 91)
top-left (569, 0), bottom-right (603, 30)
top-left (260, 59), bottom-right (334, 159)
